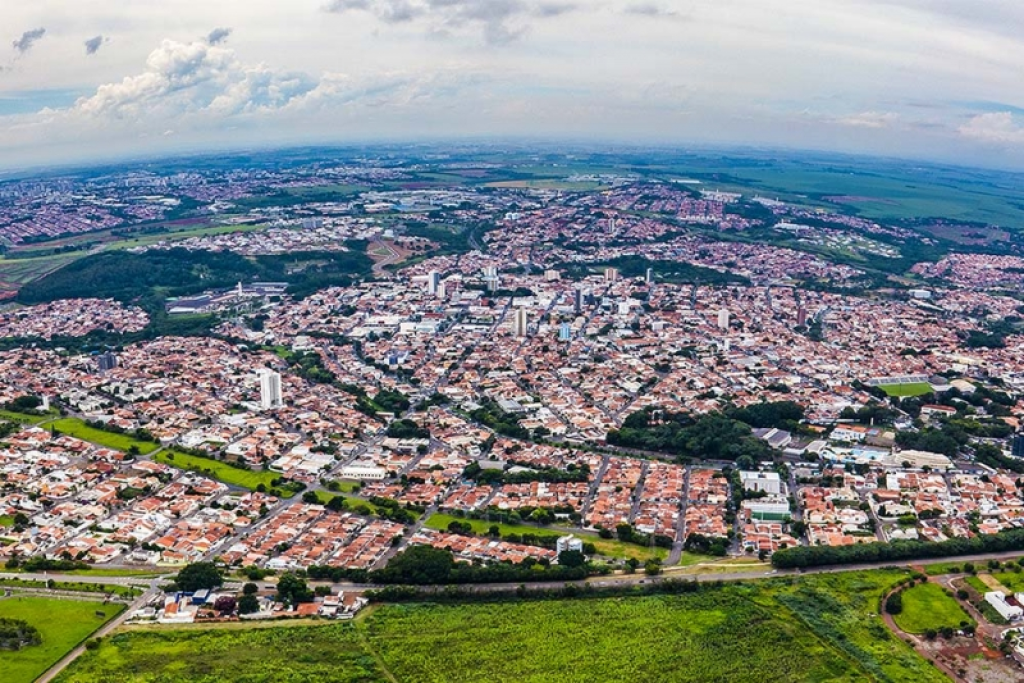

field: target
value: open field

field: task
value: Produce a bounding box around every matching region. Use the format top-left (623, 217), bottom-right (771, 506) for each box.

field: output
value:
top-left (104, 223), bottom-right (269, 251)
top-left (877, 382), bottom-right (934, 397)
top-left (48, 418), bottom-right (159, 454)
top-left (0, 409), bottom-right (52, 424)
top-left (153, 450), bottom-right (292, 495)
top-left (54, 570), bottom-right (945, 683)
top-left (893, 582), bottom-right (974, 634)
top-left (424, 512), bottom-right (669, 561)
top-left (964, 575), bottom-right (990, 594)
top-left (0, 596), bottom-right (125, 683)
top-left (0, 513), bottom-right (14, 527)
top-left (54, 623), bottom-right (387, 683)
top-left (0, 253), bottom-right (82, 295)
top-left (484, 179), bottom-right (608, 191)
top-left (0, 577), bottom-right (140, 597)
top-left (924, 561), bottom-right (969, 576)
top-left (992, 571), bottom-right (1024, 593)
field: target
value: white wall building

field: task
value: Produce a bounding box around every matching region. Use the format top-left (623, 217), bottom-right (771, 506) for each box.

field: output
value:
top-left (258, 368), bottom-right (283, 410)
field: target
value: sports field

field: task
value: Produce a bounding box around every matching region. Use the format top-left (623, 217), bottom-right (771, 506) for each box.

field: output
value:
top-left (877, 382), bottom-right (933, 397)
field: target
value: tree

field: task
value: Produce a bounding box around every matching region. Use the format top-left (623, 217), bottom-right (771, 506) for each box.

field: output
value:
top-left (884, 592), bottom-right (903, 615)
top-left (174, 562), bottom-right (223, 592)
top-left (302, 490), bottom-right (320, 504)
top-left (558, 550), bottom-right (586, 568)
top-left (242, 582), bottom-right (259, 595)
top-left (238, 593), bottom-right (260, 615)
top-left (276, 572), bottom-right (314, 604)
top-left (213, 596), bottom-right (236, 614)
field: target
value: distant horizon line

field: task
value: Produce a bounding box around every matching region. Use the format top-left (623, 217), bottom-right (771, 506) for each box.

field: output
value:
top-left (2, 137), bottom-right (1023, 180)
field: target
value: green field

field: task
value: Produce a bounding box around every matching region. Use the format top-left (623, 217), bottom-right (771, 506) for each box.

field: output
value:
top-left (55, 570), bottom-right (944, 683)
top-left (0, 513), bottom-right (14, 527)
top-left (0, 596), bottom-right (125, 683)
top-left (424, 513), bottom-right (669, 561)
top-left (54, 623), bottom-right (386, 683)
top-left (964, 575), bottom-right (990, 594)
top-left (153, 450), bottom-right (292, 495)
top-left (877, 382), bottom-right (934, 398)
top-left (105, 223), bottom-right (269, 251)
top-left (48, 418), bottom-right (159, 454)
top-left (991, 571), bottom-right (1024, 594)
top-left (0, 409), bottom-right (53, 424)
top-left (892, 582), bottom-right (973, 634)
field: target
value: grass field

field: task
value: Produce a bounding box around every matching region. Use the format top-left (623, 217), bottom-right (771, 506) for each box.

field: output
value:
top-left (877, 382), bottom-right (934, 398)
top-left (48, 418), bottom-right (159, 454)
top-left (892, 582), bottom-right (973, 634)
top-left (54, 623), bottom-right (387, 683)
top-left (153, 450), bottom-right (293, 495)
top-left (55, 570), bottom-right (945, 683)
top-left (0, 409), bottom-right (53, 424)
top-left (991, 571), bottom-right (1024, 594)
top-left (964, 575), bottom-right (990, 594)
top-left (0, 513), bottom-right (14, 527)
top-left (0, 596), bottom-right (125, 683)
top-left (484, 179), bottom-right (608, 191)
top-left (424, 513), bottom-right (669, 561)
top-left (923, 561), bottom-right (968, 576)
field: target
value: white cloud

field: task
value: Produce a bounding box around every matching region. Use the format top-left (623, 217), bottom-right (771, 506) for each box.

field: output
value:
top-left (959, 112), bottom-right (1024, 145)
top-left (837, 111), bottom-right (900, 129)
top-left (324, 0), bottom-right (580, 44)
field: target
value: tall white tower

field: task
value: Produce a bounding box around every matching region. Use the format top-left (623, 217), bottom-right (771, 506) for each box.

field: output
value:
top-left (717, 308), bottom-right (730, 331)
top-left (259, 368), bottom-right (283, 410)
top-left (513, 308), bottom-right (528, 337)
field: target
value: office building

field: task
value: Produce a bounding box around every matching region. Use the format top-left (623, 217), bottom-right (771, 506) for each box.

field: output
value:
top-left (427, 271), bottom-right (441, 296)
top-left (559, 322), bottom-right (572, 342)
top-left (717, 308), bottom-right (730, 331)
top-left (513, 308), bottom-right (528, 337)
top-left (97, 352), bottom-right (118, 373)
top-left (604, 267), bottom-right (618, 283)
top-left (259, 368), bottom-right (283, 410)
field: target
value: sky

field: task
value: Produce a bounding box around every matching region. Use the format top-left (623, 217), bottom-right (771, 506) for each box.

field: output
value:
top-left (1, 0), bottom-right (1024, 170)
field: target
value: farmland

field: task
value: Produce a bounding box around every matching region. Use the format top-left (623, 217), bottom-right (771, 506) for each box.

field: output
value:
top-left (153, 450), bottom-right (292, 495)
top-left (892, 582), bottom-right (974, 634)
top-left (0, 596), bottom-right (125, 683)
top-left (47, 418), bottom-right (159, 454)
top-left (423, 512), bottom-right (670, 561)
top-left (55, 570), bottom-right (945, 683)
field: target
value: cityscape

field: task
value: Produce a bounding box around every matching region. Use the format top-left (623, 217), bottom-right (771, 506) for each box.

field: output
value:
top-left (3, 1), bottom-right (1024, 682)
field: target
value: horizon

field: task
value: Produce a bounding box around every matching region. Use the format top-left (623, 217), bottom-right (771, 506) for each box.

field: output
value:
top-left (2, 1), bottom-right (1024, 171)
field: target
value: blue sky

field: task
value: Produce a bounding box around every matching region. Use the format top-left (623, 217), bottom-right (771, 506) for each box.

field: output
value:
top-left (1, 0), bottom-right (1023, 169)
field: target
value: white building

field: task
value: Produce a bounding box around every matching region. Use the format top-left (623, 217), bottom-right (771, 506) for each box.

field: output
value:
top-left (717, 308), bottom-right (730, 331)
top-left (985, 592), bottom-right (1023, 621)
top-left (513, 307), bottom-right (528, 337)
top-left (740, 471), bottom-right (783, 495)
top-left (556, 535), bottom-right (584, 556)
top-left (340, 463), bottom-right (388, 480)
top-left (427, 270), bottom-right (441, 295)
top-left (258, 368), bottom-right (283, 410)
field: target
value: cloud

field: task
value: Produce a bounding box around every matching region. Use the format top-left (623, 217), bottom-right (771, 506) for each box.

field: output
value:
top-left (324, 0), bottom-right (579, 44)
top-left (206, 27), bottom-right (233, 46)
top-left (84, 35), bottom-right (109, 56)
top-left (836, 111), bottom-right (900, 129)
top-left (12, 28), bottom-right (46, 54)
top-left (624, 3), bottom-right (681, 18)
top-left (959, 112), bottom-right (1024, 145)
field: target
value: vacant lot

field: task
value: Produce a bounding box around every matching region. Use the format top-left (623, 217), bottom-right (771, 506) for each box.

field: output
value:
top-left (55, 570), bottom-right (944, 683)
top-left (54, 623), bottom-right (387, 683)
top-left (48, 418), bottom-right (160, 454)
top-left (153, 450), bottom-right (293, 495)
top-left (0, 596), bottom-right (124, 683)
top-left (893, 582), bottom-right (974, 634)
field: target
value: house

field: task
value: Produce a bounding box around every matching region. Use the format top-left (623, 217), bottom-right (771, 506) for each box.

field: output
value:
top-left (985, 592), bottom-right (1023, 621)
top-left (920, 405), bottom-right (957, 420)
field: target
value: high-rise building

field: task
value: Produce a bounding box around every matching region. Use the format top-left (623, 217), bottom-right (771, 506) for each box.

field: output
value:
top-left (427, 271), bottom-right (441, 295)
top-left (436, 283), bottom-right (447, 300)
top-left (558, 322), bottom-right (572, 342)
top-left (544, 269), bottom-right (560, 281)
top-left (259, 368), bottom-right (283, 410)
top-left (97, 352), bottom-right (118, 373)
top-left (573, 288), bottom-right (583, 314)
top-left (796, 307), bottom-right (808, 327)
top-left (645, 267), bottom-right (654, 285)
top-left (483, 265), bottom-right (498, 279)
top-left (513, 308), bottom-right (528, 337)
top-left (604, 267), bottom-right (618, 283)
top-left (717, 308), bottom-right (730, 331)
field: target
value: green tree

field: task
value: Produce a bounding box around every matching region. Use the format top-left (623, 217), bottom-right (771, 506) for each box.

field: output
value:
top-left (174, 562), bottom-right (223, 592)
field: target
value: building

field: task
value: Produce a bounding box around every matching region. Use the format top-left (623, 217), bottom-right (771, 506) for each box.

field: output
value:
top-left (258, 368), bottom-right (283, 410)
top-left (97, 351), bottom-right (118, 373)
top-left (717, 308), bottom-right (730, 331)
top-left (544, 269), bottom-right (560, 281)
top-left (985, 592), bottom-right (1023, 621)
top-left (920, 404), bottom-right (957, 420)
top-left (340, 463), bottom-right (388, 480)
top-left (556, 535), bottom-right (584, 556)
top-left (604, 267), bottom-right (618, 283)
top-left (558, 322), bottom-right (572, 342)
top-left (427, 271), bottom-right (441, 296)
top-left (573, 288), bottom-right (583, 314)
top-left (740, 471), bottom-right (783, 495)
top-left (513, 307), bottom-right (528, 337)
top-left (645, 267), bottom-right (654, 285)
